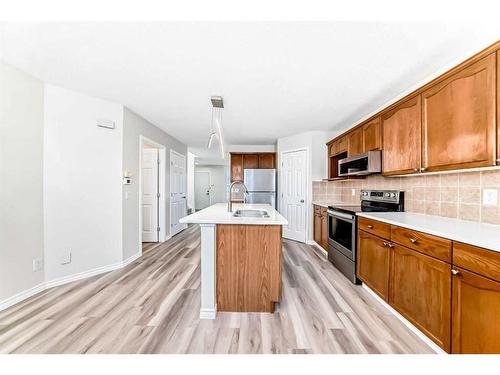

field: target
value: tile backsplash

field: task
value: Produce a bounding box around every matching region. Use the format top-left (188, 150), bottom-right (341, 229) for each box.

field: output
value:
top-left (313, 169), bottom-right (500, 225)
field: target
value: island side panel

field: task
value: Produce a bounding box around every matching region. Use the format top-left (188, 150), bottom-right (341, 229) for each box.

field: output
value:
top-left (216, 224), bottom-right (282, 312)
top-left (200, 223), bottom-right (217, 319)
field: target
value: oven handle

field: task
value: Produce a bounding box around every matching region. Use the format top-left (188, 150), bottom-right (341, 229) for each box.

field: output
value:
top-left (327, 210), bottom-right (355, 222)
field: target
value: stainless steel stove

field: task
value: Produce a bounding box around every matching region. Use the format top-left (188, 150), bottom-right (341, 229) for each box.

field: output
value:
top-left (327, 190), bottom-right (404, 284)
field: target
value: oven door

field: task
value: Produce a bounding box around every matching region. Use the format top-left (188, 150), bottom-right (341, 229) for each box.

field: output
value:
top-left (327, 210), bottom-right (356, 260)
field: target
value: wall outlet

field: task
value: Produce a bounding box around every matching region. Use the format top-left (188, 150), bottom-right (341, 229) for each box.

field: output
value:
top-left (32, 258), bottom-right (43, 272)
top-left (59, 250), bottom-right (72, 265)
top-left (351, 189), bottom-right (356, 196)
top-left (483, 188), bottom-right (498, 206)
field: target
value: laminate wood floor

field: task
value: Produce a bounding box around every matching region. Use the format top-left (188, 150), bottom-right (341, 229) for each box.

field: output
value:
top-left (0, 225), bottom-right (434, 354)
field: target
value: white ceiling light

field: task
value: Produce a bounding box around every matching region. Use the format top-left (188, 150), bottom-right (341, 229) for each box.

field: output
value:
top-left (208, 96), bottom-right (225, 158)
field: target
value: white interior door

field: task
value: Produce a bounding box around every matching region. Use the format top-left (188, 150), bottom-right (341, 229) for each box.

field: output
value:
top-left (281, 149), bottom-right (307, 242)
top-left (170, 150), bottom-right (187, 236)
top-left (142, 148), bottom-right (159, 242)
top-left (195, 171), bottom-right (211, 210)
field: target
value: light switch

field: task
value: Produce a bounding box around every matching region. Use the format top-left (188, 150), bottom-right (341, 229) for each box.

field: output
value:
top-left (483, 188), bottom-right (498, 206)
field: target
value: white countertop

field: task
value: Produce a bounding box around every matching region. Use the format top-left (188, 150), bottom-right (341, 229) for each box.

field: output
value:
top-left (312, 201), bottom-right (341, 208)
top-left (180, 203), bottom-right (288, 225)
top-left (357, 212), bottom-right (500, 253)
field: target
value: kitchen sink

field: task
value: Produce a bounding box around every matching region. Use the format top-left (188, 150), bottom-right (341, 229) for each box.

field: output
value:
top-left (232, 209), bottom-right (269, 218)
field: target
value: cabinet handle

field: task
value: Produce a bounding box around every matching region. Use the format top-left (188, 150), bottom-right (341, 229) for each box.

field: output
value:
top-left (420, 167), bottom-right (427, 172)
top-left (409, 238), bottom-right (418, 244)
top-left (451, 269), bottom-right (460, 276)
top-left (367, 225), bottom-right (374, 229)
top-left (383, 242), bottom-right (388, 247)
top-left (413, 168), bottom-right (419, 172)
top-left (387, 243), bottom-right (394, 248)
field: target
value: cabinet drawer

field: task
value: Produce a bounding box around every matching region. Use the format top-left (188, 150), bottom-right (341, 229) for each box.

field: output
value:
top-left (453, 242), bottom-right (500, 282)
top-left (313, 205), bottom-right (321, 215)
top-left (358, 217), bottom-right (390, 239)
top-left (391, 225), bottom-right (451, 262)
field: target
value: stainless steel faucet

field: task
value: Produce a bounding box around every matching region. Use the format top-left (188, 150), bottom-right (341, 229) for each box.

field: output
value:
top-left (228, 180), bottom-right (248, 212)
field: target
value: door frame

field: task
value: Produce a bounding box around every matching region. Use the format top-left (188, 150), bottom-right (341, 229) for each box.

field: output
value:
top-left (194, 169), bottom-right (212, 210)
top-left (139, 136), bottom-right (167, 248)
top-left (169, 149), bottom-right (187, 236)
top-left (279, 147), bottom-right (310, 243)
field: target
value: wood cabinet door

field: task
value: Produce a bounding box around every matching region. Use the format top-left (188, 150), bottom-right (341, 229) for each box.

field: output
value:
top-left (389, 244), bottom-right (451, 351)
top-left (357, 230), bottom-right (391, 301)
top-left (422, 54), bottom-right (496, 172)
top-left (258, 153), bottom-right (275, 168)
top-left (382, 95), bottom-right (422, 175)
top-left (313, 212), bottom-right (322, 245)
top-left (243, 154), bottom-right (259, 169)
top-left (320, 212), bottom-right (328, 250)
top-left (230, 153), bottom-right (243, 182)
top-left (452, 267), bottom-right (500, 354)
top-left (347, 128), bottom-right (364, 156)
top-left (497, 51), bottom-right (500, 165)
top-left (363, 117), bottom-right (382, 152)
top-left (334, 136), bottom-right (348, 155)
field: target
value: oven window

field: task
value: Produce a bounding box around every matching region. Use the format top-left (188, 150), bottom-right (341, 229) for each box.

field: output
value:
top-left (329, 216), bottom-right (353, 251)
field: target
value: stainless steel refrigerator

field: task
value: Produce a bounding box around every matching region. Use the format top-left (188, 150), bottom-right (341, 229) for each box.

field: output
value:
top-left (243, 169), bottom-right (277, 208)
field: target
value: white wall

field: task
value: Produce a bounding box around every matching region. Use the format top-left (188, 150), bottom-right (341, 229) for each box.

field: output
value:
top-left (187, 152), bottom-right (196, 211)
top-left (122, 108), bottom-right (187, 259)
top-left (276, 130), bottom-right (334, 242)
top-left (0, 63), bottom-right (45, 302)
top-left (43, 85), bottom-right (124, 281)
top-left (194, 165), bottom-right (229, 207)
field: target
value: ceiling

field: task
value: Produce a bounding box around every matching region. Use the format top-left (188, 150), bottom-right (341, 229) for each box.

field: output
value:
top-left (0, 22), bottom-right (498, 147)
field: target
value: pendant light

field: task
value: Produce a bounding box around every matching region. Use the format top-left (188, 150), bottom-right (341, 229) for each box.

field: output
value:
top-left (207, 96), bottom-right (225, 158)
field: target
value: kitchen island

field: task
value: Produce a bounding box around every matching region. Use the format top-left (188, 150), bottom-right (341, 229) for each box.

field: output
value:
top-left (180, 203), bottom-right (288, 319)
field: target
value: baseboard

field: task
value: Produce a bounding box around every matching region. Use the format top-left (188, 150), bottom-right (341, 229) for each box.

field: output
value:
top-left (0, 282), bottom-right (47, 312)
top-left (361, 284), bottom-right (447, 354)
top-left (199, 306), bottom-right (217, 319)
top-left (0, 252), bottom-right (142, 313)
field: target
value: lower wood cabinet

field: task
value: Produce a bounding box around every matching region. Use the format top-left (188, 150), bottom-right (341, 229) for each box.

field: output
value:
top-left (313, 205), bottom-right (328, 250)
top-left (358, 220), bottom-right (500, 353)
top-left (390, 244), bottom-right (451, 351)
top-left (357, 230), bottom-right (390, 301)
top-left (216, 224), bottom-right (282, 312)
top-left (451, 267), bottom-right (500, 354)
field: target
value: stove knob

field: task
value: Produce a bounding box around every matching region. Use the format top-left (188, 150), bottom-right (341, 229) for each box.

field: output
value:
top-left (391, 193), bottom-right (397, 198)
top-left (385, 193), bottom-right (390, 197)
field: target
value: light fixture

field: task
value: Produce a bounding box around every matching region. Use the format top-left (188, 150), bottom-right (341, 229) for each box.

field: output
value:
top-left (207, 96), bottom-right (225, 158)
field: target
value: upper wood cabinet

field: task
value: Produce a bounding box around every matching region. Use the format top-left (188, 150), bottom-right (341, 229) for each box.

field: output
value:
top-left (362, 117), bottom-right (382, 152)
top-left (230, 152), bottom-right (276, 181)
top-left (452, 267), bottom-right (500, 353)
top-left (382, 95), bottom-right (422, 175)
top-left (347, 127), bottom-right (364, 156)
top-left (330, 137), bottom-right (348, 156)
top-left (243, 154), bottom-right (259, 169)
top-left (357, 230), bottom-right (391, 301)
top-left (497, 51), bottom-right (500, 165)
top-left (390, 244), bottom-right (451, 351)
top-left (258, 153), bottom-right (275, 169)
top-left (422, 54), bottom-right (497, 172)
top-left (230, 153), bottom-right (243, 182)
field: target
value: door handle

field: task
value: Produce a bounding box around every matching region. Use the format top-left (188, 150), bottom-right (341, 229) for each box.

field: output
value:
top-left (300, 199), bottom-right (305, 203)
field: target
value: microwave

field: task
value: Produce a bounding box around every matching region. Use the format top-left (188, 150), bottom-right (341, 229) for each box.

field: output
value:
top-left (338, 150), bottom-right (382, 177)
